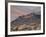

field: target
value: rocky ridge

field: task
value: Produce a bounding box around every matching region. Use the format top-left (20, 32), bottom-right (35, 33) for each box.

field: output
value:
top-left (11, 13), bottom-right (41, 31)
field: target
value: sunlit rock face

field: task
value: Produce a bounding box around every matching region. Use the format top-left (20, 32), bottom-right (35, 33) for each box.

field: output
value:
top-left (11, 13), bottom-right (41, 31)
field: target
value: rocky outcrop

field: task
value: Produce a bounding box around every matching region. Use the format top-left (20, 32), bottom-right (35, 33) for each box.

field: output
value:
top-left (11, 13), bottom-right (41, 31)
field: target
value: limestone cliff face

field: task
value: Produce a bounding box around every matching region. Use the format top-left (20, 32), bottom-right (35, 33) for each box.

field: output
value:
top-left (11, 13), bottom-right (41, 31)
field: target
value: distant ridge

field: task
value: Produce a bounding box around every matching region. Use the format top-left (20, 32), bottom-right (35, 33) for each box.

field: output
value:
top-left (11, 13), bottom-right (41, 31)
top-left (11, 13), bottom-right (40, 24)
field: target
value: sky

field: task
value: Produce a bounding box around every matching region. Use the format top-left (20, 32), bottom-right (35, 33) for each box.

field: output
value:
top-left (10, 5), bottom-right (41, 21)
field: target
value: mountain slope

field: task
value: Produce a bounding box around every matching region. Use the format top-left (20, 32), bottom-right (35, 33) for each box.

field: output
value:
top-left (11, 13), bottom-right (41, 31)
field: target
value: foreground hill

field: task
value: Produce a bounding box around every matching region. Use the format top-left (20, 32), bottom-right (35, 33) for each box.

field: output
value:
top-left (11, 13), bottom-right (41, 31)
